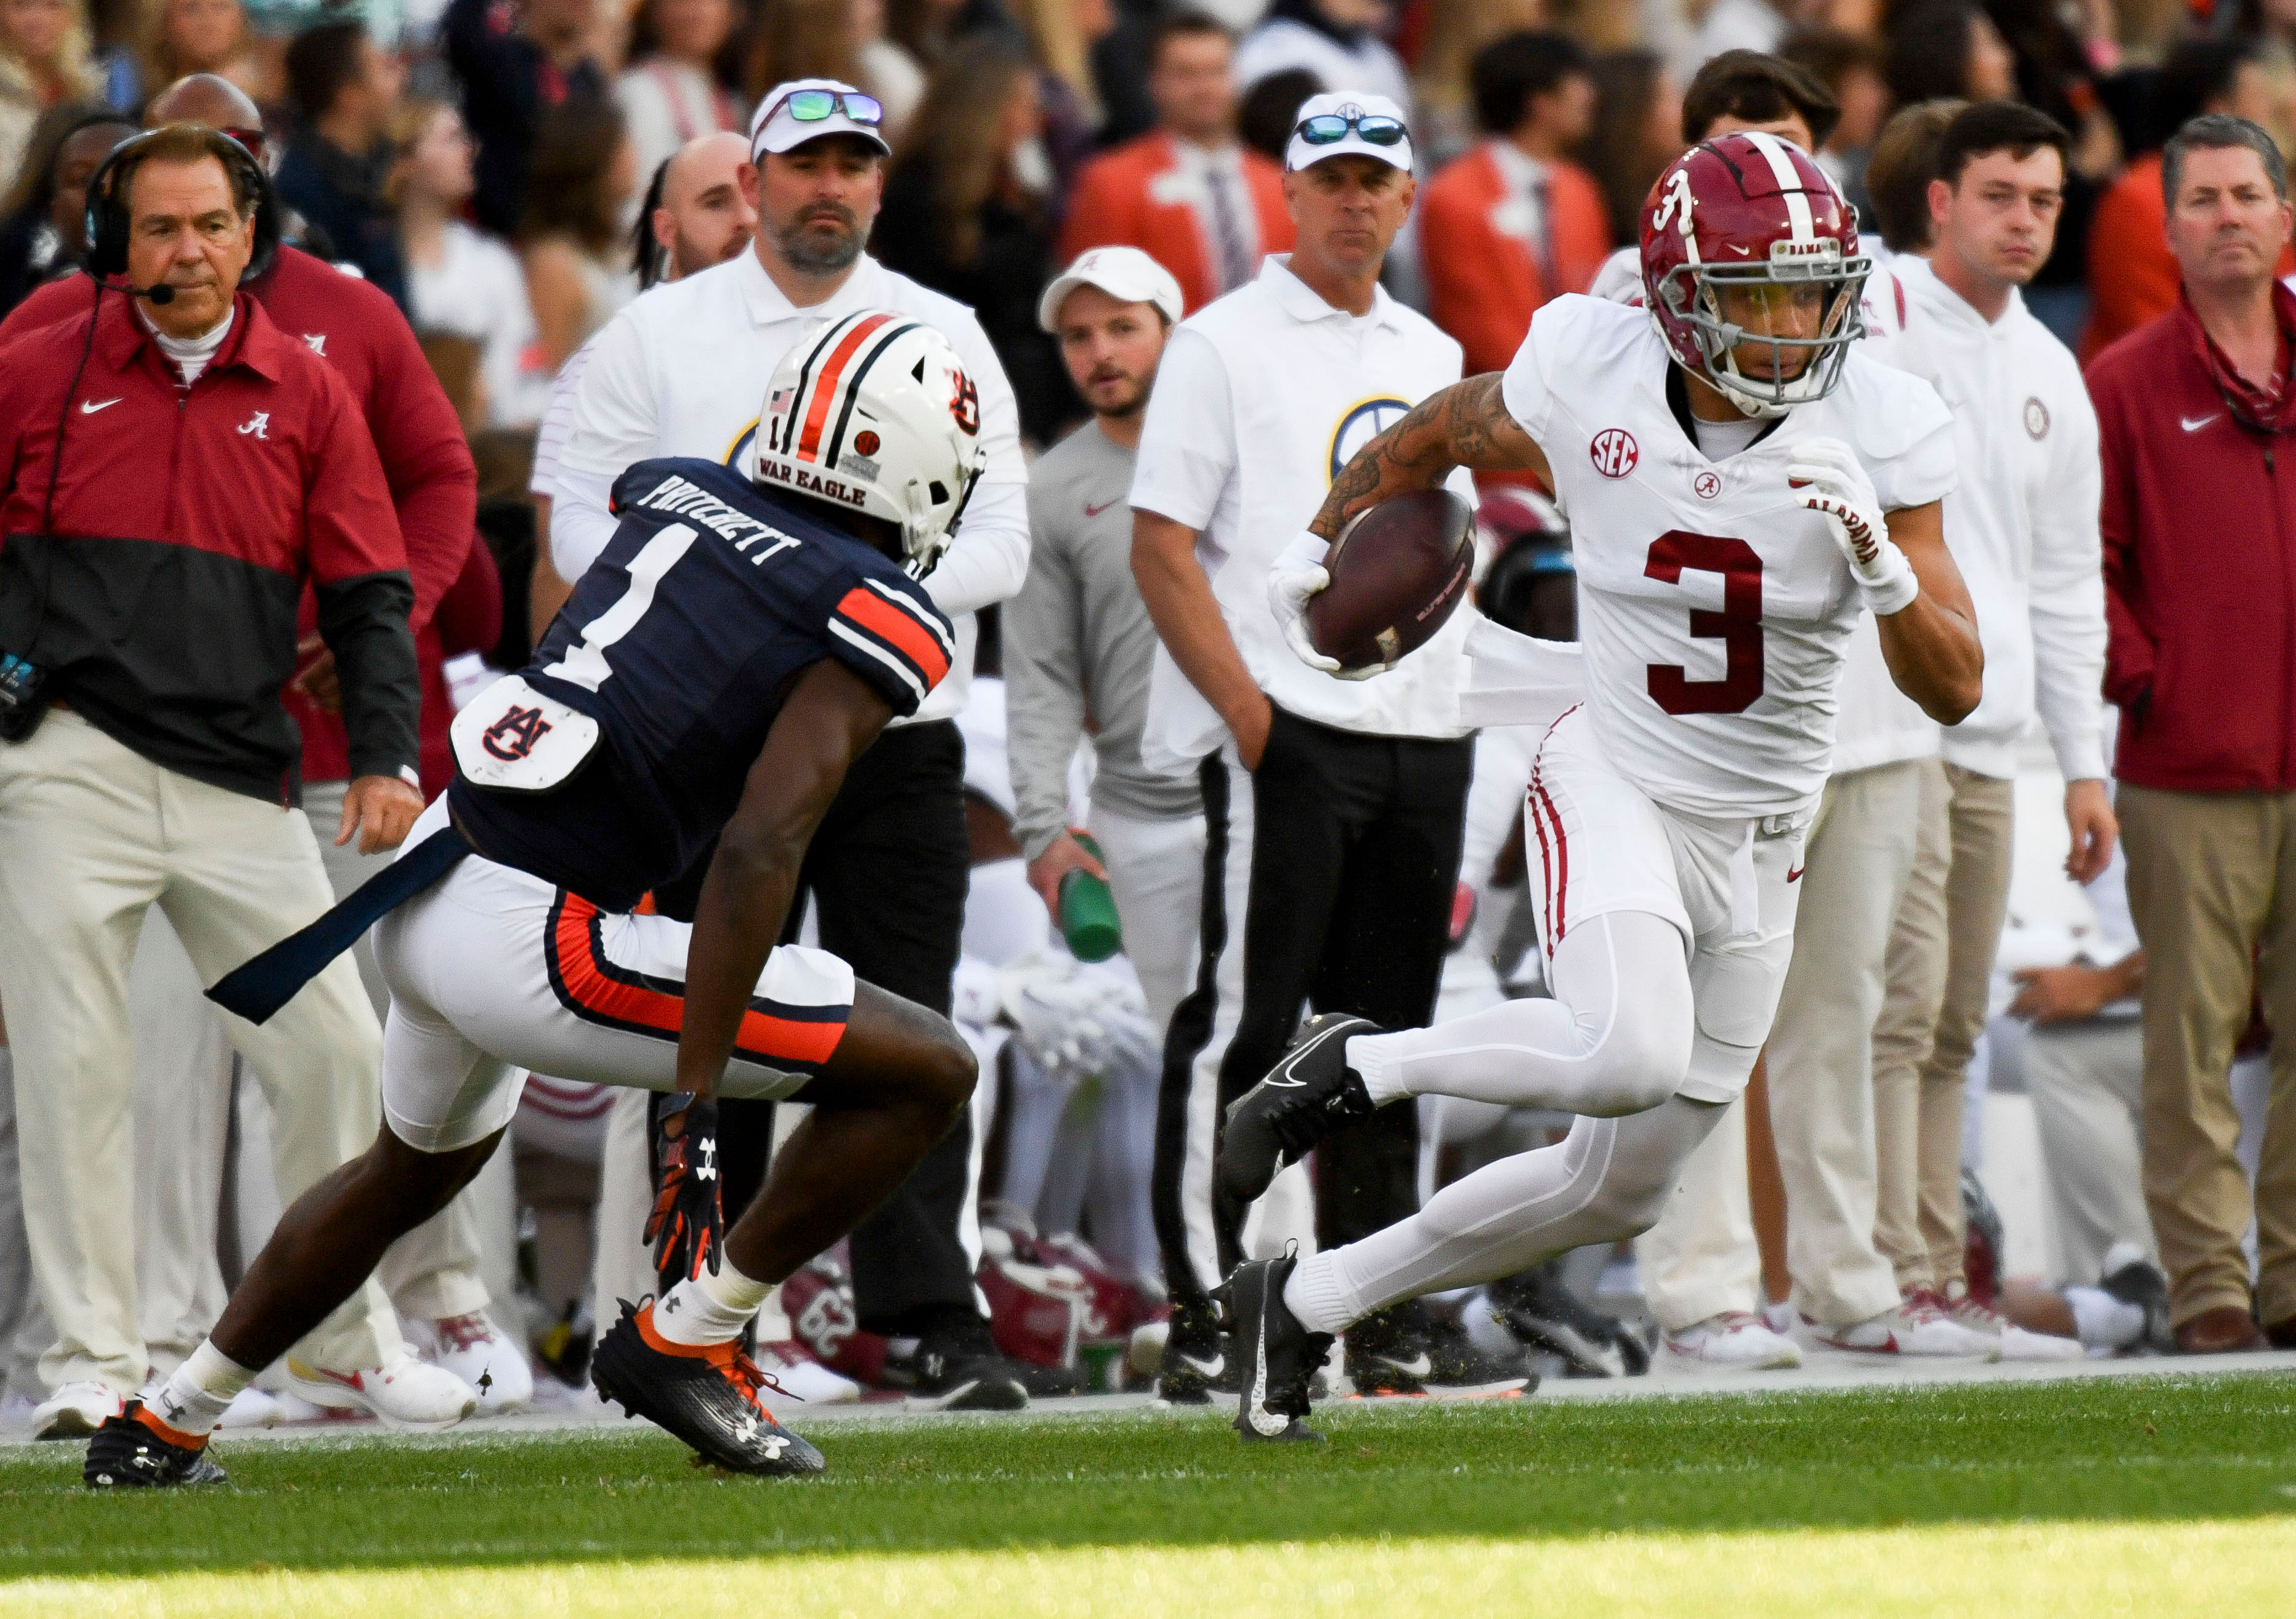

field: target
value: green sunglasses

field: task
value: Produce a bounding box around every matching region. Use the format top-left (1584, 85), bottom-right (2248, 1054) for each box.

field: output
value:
top-left (769, 87), bottom-right (886, 127)
top-left (1294, 112), bottom-right (1409, 147)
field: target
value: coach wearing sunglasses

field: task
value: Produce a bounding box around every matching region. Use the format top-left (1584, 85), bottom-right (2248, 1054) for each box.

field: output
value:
top-left (1129, 92), bottom-right (1483, 1400)
top-left (553, 78), bottom-right (1037, 1410)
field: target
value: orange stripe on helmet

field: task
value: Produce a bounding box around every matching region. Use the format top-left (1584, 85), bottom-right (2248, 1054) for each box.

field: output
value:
top-left (797, 313), bottom-right (897, 463)
top-left (837, 586), bottom-right (951, 688)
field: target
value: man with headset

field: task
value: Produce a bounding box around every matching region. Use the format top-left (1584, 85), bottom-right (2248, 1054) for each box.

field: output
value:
top-left (1, 77), bottom-right (500, 1430)
top-left (0, 123), bottom-right (475, 1436)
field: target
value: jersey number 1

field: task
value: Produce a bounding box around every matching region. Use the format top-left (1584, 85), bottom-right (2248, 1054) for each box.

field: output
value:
top-left (1644, 532), bottom-right (1763, 716)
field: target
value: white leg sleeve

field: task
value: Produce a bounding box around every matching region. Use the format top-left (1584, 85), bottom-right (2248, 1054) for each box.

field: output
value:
top-left (1344, 911), bottom-right (1693, 1116)
top-left (1285, 1094), bottom-right (1727, 1334)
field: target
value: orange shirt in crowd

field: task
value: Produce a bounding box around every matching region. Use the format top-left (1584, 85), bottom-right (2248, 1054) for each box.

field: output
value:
top-left (1058, 131), bottom-right (1294, 315)
top-left (1420, 140), bottom-right (1612, 379)
top-left (2082, 152), bottom-right (2296, 362)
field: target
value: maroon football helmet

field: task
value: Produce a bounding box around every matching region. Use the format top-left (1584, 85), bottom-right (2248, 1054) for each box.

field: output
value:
top-left (1640, 131), bottom-right (1870, 418)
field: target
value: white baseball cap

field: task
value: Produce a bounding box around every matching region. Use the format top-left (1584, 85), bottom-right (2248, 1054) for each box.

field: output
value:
top-left (750, 79), bottom-right (893, 160)
top-left (1037, 246), bottom-right (1187, 333)
top-left (1283, 91), bottom-right (1414, 175)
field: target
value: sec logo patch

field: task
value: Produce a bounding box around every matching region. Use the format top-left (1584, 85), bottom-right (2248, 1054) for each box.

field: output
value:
top-left (2024, 397), bottom-right (2050, 439)
top-left (1694, 469), bottom-right (1721, 500)
top-left (855, 429), bottom-right (881, 456)
top-left (1590, 428), bottom-right (1639, 479)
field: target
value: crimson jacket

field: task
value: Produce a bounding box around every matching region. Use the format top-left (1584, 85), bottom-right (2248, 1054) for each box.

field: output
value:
top-left (2088, 283), bottom-right (2296, 793)
top-left (6, 246), bottom-right (479, 788)
top-left (0, 288), bottom-right (418, 803)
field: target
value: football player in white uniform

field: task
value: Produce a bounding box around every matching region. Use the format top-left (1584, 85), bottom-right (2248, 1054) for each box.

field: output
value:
top-left (1215, 132), bottom-right (1986, 1439)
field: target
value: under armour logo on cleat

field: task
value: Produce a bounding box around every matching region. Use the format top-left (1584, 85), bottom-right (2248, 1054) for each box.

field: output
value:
top-left (697, 1140), bottom-right (718, 1182)
top-left (760, 1434), bottom-right (789, 1459)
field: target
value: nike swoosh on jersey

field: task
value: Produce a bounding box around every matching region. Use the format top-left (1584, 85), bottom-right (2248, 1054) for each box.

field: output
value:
top-left (2181, 414), bottom-right (2220, 432)
top-left (1084, 498), bottom-right (1120, 516)
top-left (79, 397), bottom-right (122, 414)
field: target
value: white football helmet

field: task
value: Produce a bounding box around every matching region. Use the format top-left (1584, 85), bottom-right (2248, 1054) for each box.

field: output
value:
top-left (754, 310), bottom-right (986, 574)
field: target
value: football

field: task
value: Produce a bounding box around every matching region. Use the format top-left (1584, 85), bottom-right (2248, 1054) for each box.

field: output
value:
top-left (1305, 488), bottom-right (1476, 674)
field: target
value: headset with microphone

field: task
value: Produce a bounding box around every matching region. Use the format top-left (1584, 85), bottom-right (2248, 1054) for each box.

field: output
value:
top-left (81, 123), bottom-right (281, 303)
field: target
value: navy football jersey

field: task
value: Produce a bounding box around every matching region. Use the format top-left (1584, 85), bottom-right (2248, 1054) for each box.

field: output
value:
top-left (448, 458), bottom-right (954, 910)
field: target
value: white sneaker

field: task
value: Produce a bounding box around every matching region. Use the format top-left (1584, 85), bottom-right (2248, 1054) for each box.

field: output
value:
top-left (31, 1380), bottom-right (121, 1439)
top-left (1998, 1323), bottom-right (2086, 1361)
top-left (1809, 1292), bottom-right (2000, 1358)
top-left (217, 1386), bottom-right (285, 1429)
top-left (412, 1312), bottom-right (533, 1414)
top-left (1761, 1299), bottom-right (1796, 1338)
top-left (755, 1339), bottom-right (861, 1404)
top-left (286, 1352), bottom-right (476, 1431)
top-left (1664, 1312), bottom-right (1803, 1369)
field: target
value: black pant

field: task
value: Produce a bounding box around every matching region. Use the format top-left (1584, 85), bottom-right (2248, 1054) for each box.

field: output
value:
top-left (681, 720), bottom-right (975, 1330)
top-left (1153, 706), bottom-right (1474, 1311)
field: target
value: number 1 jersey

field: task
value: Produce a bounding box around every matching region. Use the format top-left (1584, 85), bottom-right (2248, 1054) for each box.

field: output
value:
top-left (449, 458), bottom-right (955, 911)
top-left (1501, 294), bottom-right (1957, 819)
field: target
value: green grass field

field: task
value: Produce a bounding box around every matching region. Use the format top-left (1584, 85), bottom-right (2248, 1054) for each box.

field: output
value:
top-left (3, 1373), bottom-right (2294, 1617)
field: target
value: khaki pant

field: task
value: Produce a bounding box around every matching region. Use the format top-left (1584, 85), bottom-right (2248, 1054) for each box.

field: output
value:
top-left (1872, 761), bottom-right (2014, 1294)
top-left (0, 711), bottom-right (402, 1393)
top-left (2120, 784), bottom-right (2296, 1329)
top-left (1765, 760), bottom-right (1928, 1325)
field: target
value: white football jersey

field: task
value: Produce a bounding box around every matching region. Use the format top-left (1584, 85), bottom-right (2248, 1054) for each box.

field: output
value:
top-left (1501, 294), bottom-right (1956, 818)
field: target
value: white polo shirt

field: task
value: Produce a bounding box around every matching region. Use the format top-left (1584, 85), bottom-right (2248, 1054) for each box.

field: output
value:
top-left (553, 248), bottom-right (1032, 724)
top-left (1129, 256), bottom-right (1475, 774)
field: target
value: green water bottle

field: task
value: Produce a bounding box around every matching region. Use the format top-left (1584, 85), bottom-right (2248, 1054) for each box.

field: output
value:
top-left (1058, 830), bottom-right (1122, 963)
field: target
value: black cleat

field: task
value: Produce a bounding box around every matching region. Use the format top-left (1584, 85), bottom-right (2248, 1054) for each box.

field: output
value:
top-left (84, 1403), bottom-right (227, 1488)
top-left (1342, 1302), bottom-right (1435, 1395)
top-left (1219, 1013), bottom-right (1381, 1204)
top-left (1426, 1307), bottom-right (1538, 1393)
top-left (591, 1299), bottom-right (826, 1477)
top-left (1226, 1251), bottom-right (1334, 1443)
top-left (881, 1313), bottom-right (1029, 1411)
top-left (2099, 1244), bottom-right (2175, 1355)
top-left (1488, 1262), bottom-right (1650, 1379)
top-left (1155, 1296), bottom-right (1236, 1405)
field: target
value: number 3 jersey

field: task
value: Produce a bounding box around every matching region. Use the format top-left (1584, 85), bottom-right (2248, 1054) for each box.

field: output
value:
top-left (448, 458), bottom-right (955, 912)
top-left (1501, 294), bottom-right (1957, 819)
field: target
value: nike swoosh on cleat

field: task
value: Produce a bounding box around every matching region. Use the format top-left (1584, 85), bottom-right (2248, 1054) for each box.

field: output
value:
top-left (1787, 864), bottom-right (1805, 882)
top-left (1373, 1353), bottom-right (1432, 1379)
top-left (1180, 1352), bottom-right (1225, 1378)
top-left (1265, 1020), bottom-right (1356, 1089)
top-left (1247, 1292), bottom-right (1288, 1437)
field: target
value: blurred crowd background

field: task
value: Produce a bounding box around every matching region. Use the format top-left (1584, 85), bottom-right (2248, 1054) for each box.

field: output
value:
top-left (11, 0), bottom-right (2292, 435)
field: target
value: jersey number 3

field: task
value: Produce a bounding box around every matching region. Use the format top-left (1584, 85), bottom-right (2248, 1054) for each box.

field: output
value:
top-left (1644, 532), bottom-right (1763, 716)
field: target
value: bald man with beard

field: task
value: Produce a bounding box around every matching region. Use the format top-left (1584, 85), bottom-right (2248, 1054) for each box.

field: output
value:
top-left (1, 77), bottom-right (506, 1433)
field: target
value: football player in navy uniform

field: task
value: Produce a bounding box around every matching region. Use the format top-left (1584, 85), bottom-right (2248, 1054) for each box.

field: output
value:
top-left (85, 313), bottom-right (989, 1486)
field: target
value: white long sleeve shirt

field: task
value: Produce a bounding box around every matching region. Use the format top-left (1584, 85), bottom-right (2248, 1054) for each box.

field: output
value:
top-left (1894, 256), bottom-right (2107, 782)
top-left (551, 248), bottom-right (1031, 725)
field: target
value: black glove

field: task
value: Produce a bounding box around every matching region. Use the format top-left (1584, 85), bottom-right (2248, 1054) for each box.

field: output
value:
top-left (646, 1091), bottom-right (723, 1285)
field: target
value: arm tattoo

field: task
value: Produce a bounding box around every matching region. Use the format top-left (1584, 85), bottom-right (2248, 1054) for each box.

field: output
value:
top-left (1309, 374), bottom-right (1539, 539)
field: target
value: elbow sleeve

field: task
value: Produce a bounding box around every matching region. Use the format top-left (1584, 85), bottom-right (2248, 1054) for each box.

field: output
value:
top-left (316, 570), bottom-right (421, 782)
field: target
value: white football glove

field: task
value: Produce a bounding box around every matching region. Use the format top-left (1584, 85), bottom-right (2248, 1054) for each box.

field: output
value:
top-left (1788, 437), bottom-right (1918, 615)
top-left (1268, 530), bottom-right (1341, 674)
top-left (997, 951), bottom-right (1118, 1090)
